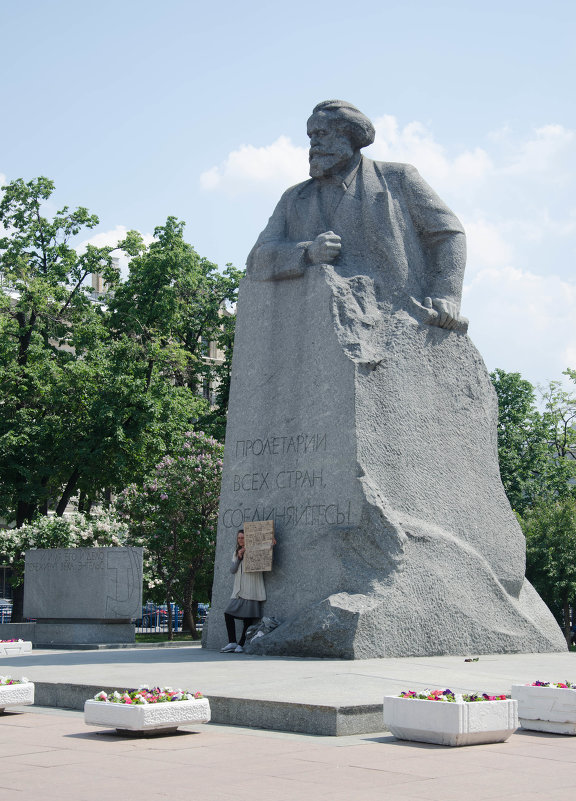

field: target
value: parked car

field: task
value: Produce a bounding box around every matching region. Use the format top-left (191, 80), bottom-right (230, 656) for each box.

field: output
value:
top-left (136, 604), bottom-right (183, 628)
top-left (0, 599), bottom-right (12, 623)
top-left (197, 603), bottom-right (210, 624)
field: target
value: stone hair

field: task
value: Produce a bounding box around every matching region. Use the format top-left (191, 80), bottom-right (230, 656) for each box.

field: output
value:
top-left (311, 100), bottom-right (375, 149)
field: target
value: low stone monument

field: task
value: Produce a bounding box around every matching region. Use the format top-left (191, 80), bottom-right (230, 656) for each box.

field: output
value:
top-left (204, 100), bottom-right (566, 658)
top-left (24, 547), bottom-right (143, 645)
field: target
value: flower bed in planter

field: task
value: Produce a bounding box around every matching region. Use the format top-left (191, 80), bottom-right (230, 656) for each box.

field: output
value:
top-left (84, 687), bottom-right (211, 734)
top-left (0, 676), bottom-right (34, 712)
top-left (511, 681), bottom-right (576, 734)
top-left (383, 689), bottom-right (518, 746)
top-left (0, 640), bottom-right (32, 657)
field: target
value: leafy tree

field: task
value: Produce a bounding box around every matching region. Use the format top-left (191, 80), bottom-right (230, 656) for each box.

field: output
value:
top-left (490, 369), bottom-right (576, 513)
top-left (1, 177), bottom-right (240, 619)
top-left (0, 177), bottom-right (119, 526)
top-left (521, 498), bottom-right (576, 645)
top-left (110, 217), bottom-right (242, 441)
top-left (0, 180), bottom-right (239, 532)
top-left (116, 431), bottom-right (223, 639)
top-left (540, 375), bottom-right (576, 464)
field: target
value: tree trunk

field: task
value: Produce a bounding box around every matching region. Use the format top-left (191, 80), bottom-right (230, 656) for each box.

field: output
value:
top-left (11, 585), bottom-right (25, 624)
top-left (166, 593), bottom-right (173, 641)
top-left (563, 595), bottom-right (572, 647)
top-left (13, 501), bottom-right (37, 621)
top-left (181, 568), bottom-right (198, 637)
top-left (55, 466), bottom-right (80, 516)
top-left (16, 500), bottom-right (35, 529)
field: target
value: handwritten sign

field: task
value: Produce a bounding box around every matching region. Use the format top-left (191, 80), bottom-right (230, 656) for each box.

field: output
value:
top-left (243, 521), bottom-right (275, 572)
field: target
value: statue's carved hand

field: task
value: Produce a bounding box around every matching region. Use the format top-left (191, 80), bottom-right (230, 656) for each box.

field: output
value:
top-left (423, 297), bottom-right (469, 333)
top-left (307, 231), bottom-right (341, 264)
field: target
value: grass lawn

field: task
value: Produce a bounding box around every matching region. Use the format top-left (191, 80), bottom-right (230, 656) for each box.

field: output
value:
top-left (135, 632), bottom-right (201, 643)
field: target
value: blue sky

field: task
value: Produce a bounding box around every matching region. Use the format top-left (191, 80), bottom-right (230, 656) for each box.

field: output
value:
top-left (1, 0), bottom-right (575, 389)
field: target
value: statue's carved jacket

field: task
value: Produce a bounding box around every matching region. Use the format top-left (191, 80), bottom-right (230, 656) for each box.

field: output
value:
top-left (247, 156), bottom-right (466, 310)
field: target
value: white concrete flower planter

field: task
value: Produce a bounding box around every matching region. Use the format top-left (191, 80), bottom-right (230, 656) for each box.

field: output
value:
top-left (0, 641), bottom-right (32, 656)
top-left (511, 684), bottom-right (576, 734)
top-left (383, 696), bottom-right (518, 746)
top-left (84, 698), bottom-right (211, 734)
top-left (0, 682), bottom-right (35, 712)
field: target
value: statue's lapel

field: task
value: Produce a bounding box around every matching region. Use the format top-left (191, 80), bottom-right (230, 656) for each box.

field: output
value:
top-left (292, 180), bottom-right (327, 236)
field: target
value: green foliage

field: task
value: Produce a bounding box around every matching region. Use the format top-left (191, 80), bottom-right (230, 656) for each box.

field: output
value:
top-left (0, 511), bottom-right (127, 588)
top-left (490, 369), bottom-right (576, 514)
top-left (540, 376), bottom-right (576, 463)
top-left (0, 177), bottom-right (121, 524)
top-left (110, 217), bottom-right (242, 407)
top-left (0, 178), bottom-right (240, 528)
top-left (521, 498), bottom-right (576, 643)
top-left (116, 431), bottom-right (223, 638)
top-left (490, 369), bottom-right (546, 513)
top-left (492, 368), bottom-right (576, 636)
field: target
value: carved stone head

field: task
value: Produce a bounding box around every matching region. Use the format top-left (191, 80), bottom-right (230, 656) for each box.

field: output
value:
top-left (307, 100), bottom-right (375, 178)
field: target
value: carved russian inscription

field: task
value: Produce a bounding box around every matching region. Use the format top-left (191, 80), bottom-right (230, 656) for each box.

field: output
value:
top-left (23, 547), bottom-right (144, 620)
top-left (221, 430), bottom-right (354, 531)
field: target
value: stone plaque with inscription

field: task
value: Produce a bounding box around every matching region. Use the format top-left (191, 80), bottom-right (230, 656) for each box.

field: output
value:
top-left (243, 521), bottom-right (275, 572)
top-left (24, 547), bottom-right (143, 620)
top-left (203, 100), bottom-right (565, 658)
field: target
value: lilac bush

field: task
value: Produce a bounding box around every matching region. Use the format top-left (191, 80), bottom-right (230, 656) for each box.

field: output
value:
top-left (117, 431), bottom-right (223, 637)
top-left (0, 511), bottom-right (127, 588)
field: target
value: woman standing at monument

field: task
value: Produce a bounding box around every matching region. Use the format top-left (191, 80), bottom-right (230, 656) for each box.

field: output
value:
top-left (220, 528), bottom-right (266, 653)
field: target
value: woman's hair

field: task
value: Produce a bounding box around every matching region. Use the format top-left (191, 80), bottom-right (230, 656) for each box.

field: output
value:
top-left (235, 528), bottom-right (244, 554)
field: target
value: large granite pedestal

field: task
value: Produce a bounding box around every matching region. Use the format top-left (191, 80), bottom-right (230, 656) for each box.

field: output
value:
top-left (204, 265), bottom-right (565, 658)
top-left (33, 620), bottom-right (135, 646)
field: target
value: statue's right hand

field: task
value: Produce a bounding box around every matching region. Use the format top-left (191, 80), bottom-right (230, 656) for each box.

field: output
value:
top-left (307, 231), bottom-right (341, 264)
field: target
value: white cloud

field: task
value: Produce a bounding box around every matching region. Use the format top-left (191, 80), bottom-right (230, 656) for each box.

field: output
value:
top-left (201, 118), bottom-right (576, 384)
top-left (463, 265), bottom-right (576, 382)
top-left (77, 226), bottom-right (155, 253)
top-left (463, 219), bottom-right (514, 273)
top-left (369, 116), bottom-right (493, 194)
top-left (200, 136), bottom-right (308, 195)
top-left (564, 345), bottom-right (576, 370)
top-left (502, 124), bottom-right (575, 180)
top-left (77, 226), bottom-right (155, 279)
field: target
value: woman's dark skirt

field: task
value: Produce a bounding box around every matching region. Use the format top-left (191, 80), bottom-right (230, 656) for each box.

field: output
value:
top-left (224, 598), bottom-right (262, 619)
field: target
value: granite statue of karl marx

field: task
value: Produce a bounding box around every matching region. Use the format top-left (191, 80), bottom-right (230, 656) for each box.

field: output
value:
top-left (205, 99), bottom-right (567, 659)
top-left (248, 99), bottom-right (468, 333)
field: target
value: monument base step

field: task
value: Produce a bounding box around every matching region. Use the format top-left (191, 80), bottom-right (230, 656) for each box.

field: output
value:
top-left (34, 641), bottom-right (196, 650)
top-left (32, 682), bottom-right (384, 736)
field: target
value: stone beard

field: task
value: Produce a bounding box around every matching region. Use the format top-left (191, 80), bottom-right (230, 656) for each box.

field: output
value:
top-left (203, 100), bottom-right (565, 659)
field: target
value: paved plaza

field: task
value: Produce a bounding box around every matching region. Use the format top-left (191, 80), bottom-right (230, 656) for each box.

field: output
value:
top-left (1, 705), bottom-right (576, 801)
top-left (1, 646), bottom-right (576, 797)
